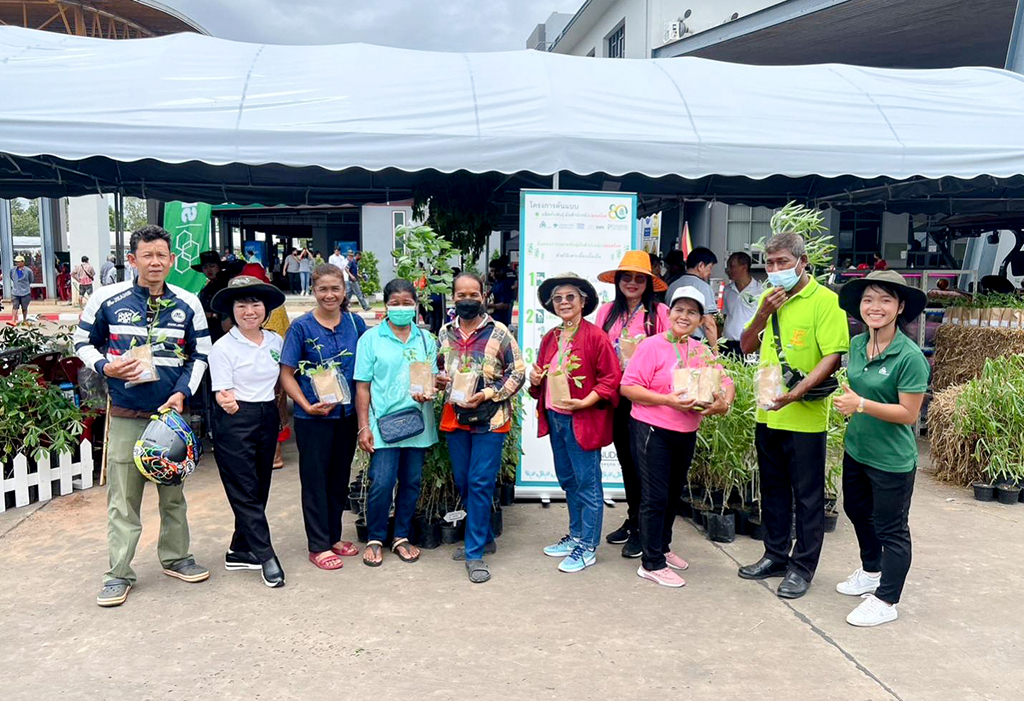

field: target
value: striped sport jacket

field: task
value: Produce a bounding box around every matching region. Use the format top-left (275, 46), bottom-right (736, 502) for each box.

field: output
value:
top-left (74, 280), bottom-right (211, 412)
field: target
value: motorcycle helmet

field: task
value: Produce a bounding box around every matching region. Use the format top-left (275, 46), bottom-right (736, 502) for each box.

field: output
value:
top-left (133, 409), bottom-right (202, 485)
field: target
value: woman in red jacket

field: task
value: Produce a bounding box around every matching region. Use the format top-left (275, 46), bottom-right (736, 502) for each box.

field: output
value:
top-left (528, 272), bottom-right (621, 573)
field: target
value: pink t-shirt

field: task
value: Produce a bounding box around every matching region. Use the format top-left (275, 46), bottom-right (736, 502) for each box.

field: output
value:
top-left (620, 334), bottom-right (733, 434)
top-left (595, 302), bottom-right (671, 342)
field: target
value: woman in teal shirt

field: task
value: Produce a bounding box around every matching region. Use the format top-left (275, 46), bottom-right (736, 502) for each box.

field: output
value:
top-left (354, 278), bottom-right (439, 567)
top-left (834, 271), bottom-right (929, 628)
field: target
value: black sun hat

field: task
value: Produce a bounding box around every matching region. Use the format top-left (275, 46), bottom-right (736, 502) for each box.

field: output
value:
top-left (538, 272), bottom-right (599, 317)
top-left (190, 250), bottom-right (222, 273)
top-left (839, 270), bottom-right (927, 324)
top-left (211, 275), bottom-right (286, 317)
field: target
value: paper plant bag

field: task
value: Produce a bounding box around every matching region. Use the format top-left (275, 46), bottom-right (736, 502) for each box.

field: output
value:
top-left (408, 362), bottom-right (435, 398)
top-left (310, 368), bottom-right (349, 405)
top-left (618, 334), bottom-right (642, 369)
top-left (946, 307), bottom-right (959, 325)
top-left (547, 371), bottom-right (572, 409)
top-left (755, 365), bottom-right (784, 409)
top-left (124, 343), bottom-right (159, 388)
top-left (1015, 310), bottom-right (1024, 330)
top-left (967, 308), bottom-right (982, 327)
top-left (1000, 307), bottom-right (1015, 329)
top-left (696, 367), bottom-right (722, 405)
top-left (672, 367), bottom-right (700, 398)
top-left (450, 369), bottom-right (480, 406)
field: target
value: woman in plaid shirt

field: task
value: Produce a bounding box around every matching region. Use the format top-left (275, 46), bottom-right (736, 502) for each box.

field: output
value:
top-left (437, 272), bottom-right (527, 584)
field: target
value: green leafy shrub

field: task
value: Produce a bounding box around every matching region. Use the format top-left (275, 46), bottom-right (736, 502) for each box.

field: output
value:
top-left (0, 367), bottom-right (85, 463)
top-left (393, 224), bottom-right (454, 311)
top-left (360, 250), bottom-right (382, 296)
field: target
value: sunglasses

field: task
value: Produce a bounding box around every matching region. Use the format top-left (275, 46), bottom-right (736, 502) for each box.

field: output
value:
top-left (552, 293), bottom-right (581, 304)
top-left (619, 273), bottom-right (648, 284)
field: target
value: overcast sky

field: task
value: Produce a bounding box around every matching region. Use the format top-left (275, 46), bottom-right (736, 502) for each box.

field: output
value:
top-left (163, 0), bottom-right (583, 51)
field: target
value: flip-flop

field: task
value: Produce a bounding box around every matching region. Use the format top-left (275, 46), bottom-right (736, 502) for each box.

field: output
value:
top-left (308, 551), bottom-right (343, 570)
top-left (362, 542), bottom-right (383, 567)
top-left (391, 538), bottom-right (420, 563)
top-left (466, 559), bottom-right (491, 584)
top-left (332, 541), bottom-right (360, 557)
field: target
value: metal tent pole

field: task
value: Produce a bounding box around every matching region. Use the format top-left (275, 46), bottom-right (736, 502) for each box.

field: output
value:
top-left (1006, 0), bottom-right (1024, 73)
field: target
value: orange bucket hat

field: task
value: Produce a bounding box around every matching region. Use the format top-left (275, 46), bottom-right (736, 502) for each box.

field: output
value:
top-left (598, 250), bottom-right (667, 293)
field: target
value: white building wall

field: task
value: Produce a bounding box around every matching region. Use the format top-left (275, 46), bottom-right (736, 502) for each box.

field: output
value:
top-left (360, 203), bottom-right (414, 286)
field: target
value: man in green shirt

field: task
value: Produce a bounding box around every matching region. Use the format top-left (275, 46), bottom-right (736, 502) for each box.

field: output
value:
top-left (738, 232), bottom-right (850, 599)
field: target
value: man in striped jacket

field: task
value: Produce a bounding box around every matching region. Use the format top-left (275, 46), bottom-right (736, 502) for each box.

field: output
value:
top-left (74, 225), bottom-right (213, 608)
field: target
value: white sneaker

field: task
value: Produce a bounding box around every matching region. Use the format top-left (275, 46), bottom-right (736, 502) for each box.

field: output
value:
top-left (836, 568), bottom-right (881, 596)
top-left (846, 594), bottom-right (898, 627)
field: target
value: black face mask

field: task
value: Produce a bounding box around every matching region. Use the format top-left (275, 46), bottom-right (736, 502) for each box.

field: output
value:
top-left (455, 300), bottom-right (483, 320)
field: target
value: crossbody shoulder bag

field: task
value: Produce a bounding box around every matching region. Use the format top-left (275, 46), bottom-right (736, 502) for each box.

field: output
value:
top-left (770, 312), bottom-right (839, 401)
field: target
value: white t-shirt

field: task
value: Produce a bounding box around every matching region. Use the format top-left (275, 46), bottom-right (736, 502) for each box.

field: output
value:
top-left (208, 327), bottom-right (283, 403)
top-left (722, 277), bottom-right (765, 341)
top-left (328, 253), bottom-right (345, 269)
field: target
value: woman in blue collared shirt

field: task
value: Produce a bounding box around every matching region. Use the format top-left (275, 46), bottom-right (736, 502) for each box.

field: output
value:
top-left (354, 278), bottom-right (439, 567)
top-left (280, 264), bottom-right (366, 571)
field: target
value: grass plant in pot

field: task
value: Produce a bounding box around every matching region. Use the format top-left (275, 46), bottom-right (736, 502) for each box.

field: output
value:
top-left (824, 401), bottom-right (847, 532)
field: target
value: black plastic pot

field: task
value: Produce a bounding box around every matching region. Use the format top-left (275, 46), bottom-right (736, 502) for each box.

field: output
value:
top-left (500, 482), bottom-right (517, 506)
top-left (386, 514), bottom-right (396, 546)
top-left (748, 516), bottom-right (764, 541)
top-left (491, 508), bottom-right (503, 538)
top-left (440, 522), bottom-right (461, 544)
top-left (996, 485), bottom-right (1021, 505)
top-left (348, 494), bottom-right (363, 514)
top-left (732, 507), bottom-right (750, 536)
top-left (677, 497), bottom-right (693, 519)
top-left (411, 517), bottom-right (442, 549)
top-left (355, 517), bottom-right (368, 543)
top-left (706, 512), bottom-right (736, 543)
top-left (824, 510), bottom-right (840, 533)
top-left (972, 482), bottom-right (996, 502)
top-left (691, 505), bottom-right (710, 530)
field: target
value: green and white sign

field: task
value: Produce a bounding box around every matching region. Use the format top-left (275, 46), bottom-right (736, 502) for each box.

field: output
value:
top-left (164, 201), bottom-right (211, 293)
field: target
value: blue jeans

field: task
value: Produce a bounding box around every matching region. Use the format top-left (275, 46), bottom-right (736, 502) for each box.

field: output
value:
top-left (299, 271), bottom-right (311, 294)
top-left (447, 429), bottom-right (505, 560)
top-left (547, 411), bottom-right (603, 549)
top-left (366, 447), bottom-right (425, 544)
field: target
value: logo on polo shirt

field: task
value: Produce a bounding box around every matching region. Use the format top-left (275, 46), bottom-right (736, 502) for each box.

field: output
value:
top-left (115, 308), bottom-right (138, 325)
top-left (171, 309), bottom-right (186, 323)
top-left (878, 366), bottom-right (889, 376)
top-left (270, 350), bottom-right (280, 362)
top-left (790, 328), bottom-right (808, 349)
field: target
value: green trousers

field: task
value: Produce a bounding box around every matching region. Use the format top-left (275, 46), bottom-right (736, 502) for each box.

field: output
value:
top-left (104, 416), bottom-right (192, 584)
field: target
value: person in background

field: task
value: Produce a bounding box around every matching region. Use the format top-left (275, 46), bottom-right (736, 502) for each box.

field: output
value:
top-left (280, 263), bottom-right (366, 571)
top-left (665, 248), bottom-right (719, 345)
top-left (663, 250), bottom-right (687, 287)
top-left (347, 250), bottom-right (372, 311)
top-left (223, 247), bottom-right (237, 263)
top-left (437, 272), bottom-right (526, 583)
top-left (208, 276), bottom-right (288, 588)
top-left (738, 232), bottom-right (849, 600)
top-left (282, 249), bottom-right (301, 295)
top-left (313, 250), bottom-right (325, 266)
top-left (74, 225), bottom-right (212, 608)
top-left (194, 251), bottom-right (230, 344)
top-left (873, 253), bottom-right (889, 271)
top-left (329, 246), bottom-right (345, 270)
top-left (832, 271), bottom-right (929, 627)
top-left (9, 255), bottom-right (34, 323)
top-left (594, 251), bottom-right (670, 558)
top-left (621, 286), bottom-right (734, 588)
top-left (722, 252), bottom-right (764, 357)
top-left (72, 255), bottom-right (96, 302)
top-left (354, 278), bottom-right (439, 568)
top-left (100, 255), bottom-right (117, 286)
top-left (298, 247), bottom-right (313, 296)
top-left (648, 253), bottom-right (665, 279)
top-left (528, 273), bottom-right (621, 574)
top-left (57, 262), bottom-right (71, 303)
top-left (488, 256), bottom-right (516, 327)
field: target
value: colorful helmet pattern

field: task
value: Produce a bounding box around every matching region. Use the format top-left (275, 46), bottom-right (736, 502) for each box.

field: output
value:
top-left (133, 409), bottom-right (202, 486)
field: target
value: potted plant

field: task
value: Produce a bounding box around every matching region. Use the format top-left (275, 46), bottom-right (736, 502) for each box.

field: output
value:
top-left (393, 224), bottom-right (455, 312)
top-left (359, 250), bottom-right (382, 301)
top-left (545, 353), bottom-right (585, 410)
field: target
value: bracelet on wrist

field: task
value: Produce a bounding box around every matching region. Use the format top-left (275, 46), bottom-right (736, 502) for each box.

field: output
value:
top-left (357, 426), bottom-right (370, 435)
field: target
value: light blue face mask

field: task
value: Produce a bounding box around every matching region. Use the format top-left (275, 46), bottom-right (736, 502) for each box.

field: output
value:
top-left (767, 264), bottom-right (801, 291)
top-left (387, 306), bottom-right (417, 327)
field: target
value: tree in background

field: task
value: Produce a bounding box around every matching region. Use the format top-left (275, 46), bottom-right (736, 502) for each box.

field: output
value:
top-left (360, 250), bottom-right (382, 296)
top-left (10, 198), bottom-right (39, 239)
top-left (412, 173), bottom-right (500, 263)
top-left (393, 224), bottom-right (454, 311)
top-left (108, 197), bottom-right (149, 233)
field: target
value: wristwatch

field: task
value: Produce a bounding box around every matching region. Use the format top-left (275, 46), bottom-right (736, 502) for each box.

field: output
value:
top-left (856, 397), bottom-right (865, 414)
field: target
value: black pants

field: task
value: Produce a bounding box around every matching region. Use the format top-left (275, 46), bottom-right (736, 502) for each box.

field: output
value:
top-left (294, 415), bottom-right (357, 552)
top-left (756, 423), bottom-right (826, 581)
top-left (212, 400), bottom-right (279, 561)
top-left (612, 398), bottom-right (641, 528)
top-left (288, 272), bottom-right (300, 293)
top-left (842, 452), bottom-right (915, 604)
top-left (633, 419), bottom-right (697, 572)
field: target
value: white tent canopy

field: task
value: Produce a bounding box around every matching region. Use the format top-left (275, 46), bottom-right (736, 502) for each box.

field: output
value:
top-left (2, 25), bottom-right (1024, 185)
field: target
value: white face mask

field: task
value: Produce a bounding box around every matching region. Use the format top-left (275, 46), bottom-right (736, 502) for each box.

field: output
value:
top-left (767, 264), bottom-right (801, 291)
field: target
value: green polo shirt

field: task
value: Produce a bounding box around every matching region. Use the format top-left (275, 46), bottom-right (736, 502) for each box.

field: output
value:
top-left (750, 277), bottom-right (850, 433)
top-left (844, 330), bottom-right (930, 472)
top-left (353, 323), bottom-right (439, 449)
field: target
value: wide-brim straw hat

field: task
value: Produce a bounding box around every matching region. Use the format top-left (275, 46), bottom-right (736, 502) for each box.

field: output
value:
top-left (538, 272), bottom-right (600, 317)
top-left (839, 270), bottom-right (927, 324)
top-left (597, 250), bottom-right (668, 293)
top-left (211, 275), bottom-right (286, 317)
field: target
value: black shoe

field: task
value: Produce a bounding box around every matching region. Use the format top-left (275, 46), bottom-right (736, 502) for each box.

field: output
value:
top-left (606, 520), bottom-right (631, 544)
top-left (738, 556), bottom-right (788, 580)
top-left (261, 556), bottom-right (286, 588)
top-left (620, 530), bottom-right (642, 558)
top-left (225, 550), bottom-right (261, 571)
top-left (777, 571), bottom-right (810, 599)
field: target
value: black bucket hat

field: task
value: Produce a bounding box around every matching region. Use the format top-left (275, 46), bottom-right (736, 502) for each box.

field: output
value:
top-left (839, 270), bottom-right (927, 324)
top-left (538, 272), bottom-right (599, 317)
top-left (211, 275), bottom-right (286, 317)
top-left (190, 250), bottom-right (221, 272)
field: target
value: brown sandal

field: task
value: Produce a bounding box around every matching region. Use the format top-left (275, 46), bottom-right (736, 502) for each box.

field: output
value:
top-left (391, 538), bottom-right (420, 563)
top-left (363, 541), bottom-right (383, 567)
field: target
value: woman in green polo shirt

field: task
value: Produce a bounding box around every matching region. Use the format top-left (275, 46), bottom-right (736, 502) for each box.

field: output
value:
top-left (833, 270), bottom-right (929, 628)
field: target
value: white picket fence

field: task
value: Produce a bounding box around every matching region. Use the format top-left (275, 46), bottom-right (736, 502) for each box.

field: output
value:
top-left (0, 439), bottom-right (94, 513)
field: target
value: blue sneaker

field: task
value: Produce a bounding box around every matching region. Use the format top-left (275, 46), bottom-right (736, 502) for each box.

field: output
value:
top-left (558, 544), bottom-right (597, 573)
top-left (543, 535), bottom-right (576, 558)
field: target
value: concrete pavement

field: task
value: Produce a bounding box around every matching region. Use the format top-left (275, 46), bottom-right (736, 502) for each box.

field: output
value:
top-left (0, 444), bottom-right (1021, 701)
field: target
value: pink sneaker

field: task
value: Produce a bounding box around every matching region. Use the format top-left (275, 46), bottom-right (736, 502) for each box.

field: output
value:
top-left (637, 565), bottom-right (686, 588)
top-left (665, 552), bottom-right (689, 571)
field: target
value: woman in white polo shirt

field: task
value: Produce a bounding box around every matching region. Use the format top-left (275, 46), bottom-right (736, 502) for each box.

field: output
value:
top-left (208, 276), bottom-right (287, 589)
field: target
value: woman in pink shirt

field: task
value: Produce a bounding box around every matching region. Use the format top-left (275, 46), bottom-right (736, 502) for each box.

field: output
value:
top-left (620, 286), bottom-right (735, 588)
top-left (595, 251), bottom-right (670, 557)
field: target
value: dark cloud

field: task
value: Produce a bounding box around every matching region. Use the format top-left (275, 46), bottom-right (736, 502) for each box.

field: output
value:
top-left (164, 0), bottom-right (581, 51)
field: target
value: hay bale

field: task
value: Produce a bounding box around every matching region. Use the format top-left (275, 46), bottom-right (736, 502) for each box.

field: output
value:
top-left (926, 384), bottom-right (982, 486)
top-left (932, 324), bottom-right (1024, 391)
